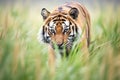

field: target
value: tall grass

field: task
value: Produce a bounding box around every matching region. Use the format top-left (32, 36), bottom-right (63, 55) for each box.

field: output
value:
top-left (0, 4), bottom-right (120, 80)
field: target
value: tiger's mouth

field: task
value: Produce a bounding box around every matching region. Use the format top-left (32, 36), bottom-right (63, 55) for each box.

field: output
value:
top-left (50, 41), bottom-right (73, 50)
top-left (51, 42), bottom-right (65, 50)
top-left (50, 41), bottom-right (73, 57)
top-left (57, 44), bottom-right (64, 49)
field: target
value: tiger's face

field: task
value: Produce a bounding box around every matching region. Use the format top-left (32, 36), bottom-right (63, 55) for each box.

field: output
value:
top-left (38, 7), bottom-right (82, 55)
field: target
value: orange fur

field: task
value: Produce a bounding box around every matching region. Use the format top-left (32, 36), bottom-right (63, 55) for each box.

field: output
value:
top-left (40, 2), bottom-right (91, 74)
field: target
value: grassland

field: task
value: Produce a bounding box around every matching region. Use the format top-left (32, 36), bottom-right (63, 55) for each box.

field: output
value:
top-left (0, 4), bottom-right (120, 80)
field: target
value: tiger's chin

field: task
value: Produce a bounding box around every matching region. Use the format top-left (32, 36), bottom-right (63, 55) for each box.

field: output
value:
top-left (50, 42), bottom-right (73, 57)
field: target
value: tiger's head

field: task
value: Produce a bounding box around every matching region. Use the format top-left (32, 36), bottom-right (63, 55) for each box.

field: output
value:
top-left (38, 7), bottom-right (83, 55)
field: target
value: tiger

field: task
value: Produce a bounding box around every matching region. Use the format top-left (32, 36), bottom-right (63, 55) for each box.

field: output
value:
top-left (38, 2), bottom-right (90, 71)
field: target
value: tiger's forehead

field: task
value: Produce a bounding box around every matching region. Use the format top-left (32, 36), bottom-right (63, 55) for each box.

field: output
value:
top-left (44, 13), bottom-right (67, 24)
top-left (50, 13), bottom-right (68, 20)
top-left (49, 20), bottom-right (70, 27)
top-left (44, 10), bottom-right (77, 27)
top-left (44, 14), bottom-right (69, 25)
top-left (45, 15), bottom-right (72, 27)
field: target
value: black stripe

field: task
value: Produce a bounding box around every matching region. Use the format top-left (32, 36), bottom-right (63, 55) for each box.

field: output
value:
top-left (42, 26), bottom-right (45, 35)
top-left (72, 26), bottom-right (74, 35)
top-left (75, 24), bottom-right (78, 33)
top-left (70, 22), bottom-right (72, 25)
top-left (48, 22), bottom-right (50, 26)
top-left (52, 15), bottom-right (67, 20)
top-left (62, 19), bottom-right (66, 21)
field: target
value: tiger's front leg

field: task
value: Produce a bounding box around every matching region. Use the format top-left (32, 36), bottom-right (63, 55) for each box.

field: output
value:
top-left (48, 45), bottom-right (55, 76)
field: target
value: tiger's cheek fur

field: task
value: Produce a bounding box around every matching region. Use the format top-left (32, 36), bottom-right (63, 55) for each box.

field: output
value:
top-left (63, 34), bottom-right (69, 43)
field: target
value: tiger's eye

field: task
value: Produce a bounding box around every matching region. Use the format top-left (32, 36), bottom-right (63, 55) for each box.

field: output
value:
top-left (50, 29), bottom-right (54, 33)
top-left (64, 28), bottom-right (69, 32)
top-left (49, 29), bottom-right (55, 34)
top-left (64, 27), bottom-right (69, 33)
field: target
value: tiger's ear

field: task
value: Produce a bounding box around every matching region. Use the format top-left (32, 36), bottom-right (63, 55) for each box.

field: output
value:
top-left (69, 8), bottom-right (79, 19)
top-left (41, 8), bottom-right (50, 20)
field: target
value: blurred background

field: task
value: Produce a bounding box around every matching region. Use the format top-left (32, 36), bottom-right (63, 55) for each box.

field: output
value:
top-left (0, 0), bottom-right (120, 80)
top-left (0, 0), bottom-right (120, 6)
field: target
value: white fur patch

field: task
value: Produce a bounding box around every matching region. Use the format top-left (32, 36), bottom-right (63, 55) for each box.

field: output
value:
top-left (49, 21), bottom-right (54, 27)
top-left (65, 20), bottom-right (69, 26)
top-left (37, 27), bottom-right (44, 43)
